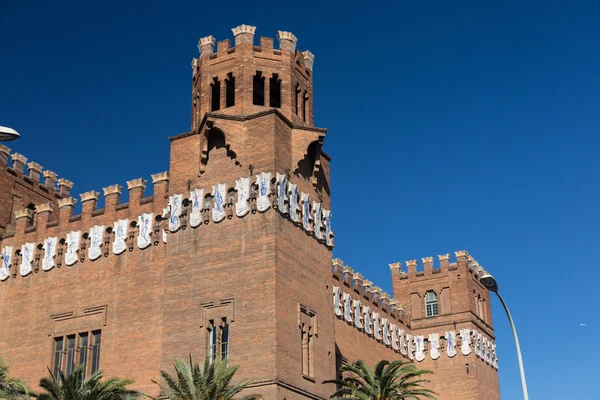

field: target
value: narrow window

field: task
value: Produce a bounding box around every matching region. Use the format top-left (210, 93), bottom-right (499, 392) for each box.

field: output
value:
top-left (225, 73), bottom-right (235, 108)
top-left (211, 77), bottom-right (221, 111)
top-left (91, 330), bottom-right (101, 374)
top-left (65, 335), bottom-right (76, 377)
top-left (301, 325), bottom-right (314, 378)
top-left (302, 90), bottom-right (308, 122)
top-left (301, 327), bottom-right (309, 376)
top-left (425, 291), bottom-right (439, 317)
top-left (253, 72), bottom-right (265, 106)
top-left (208, 321), bottom-right (217, 363)
top-left (78, 332), bottom-right (88, 375)
top-left (269, 73), bottom-right (281, 108)
top-left (477, 295), bottom-right (483, 319)
top-left (221, 318), bottom-right (229, 361)
top-left (53, 337), bottom-right (64, 381)
top-left (295, 83), bottom-right (300, 114)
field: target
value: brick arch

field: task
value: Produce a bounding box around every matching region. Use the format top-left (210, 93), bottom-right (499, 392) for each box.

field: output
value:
top-left (199, 126), bottom-right (240, 176)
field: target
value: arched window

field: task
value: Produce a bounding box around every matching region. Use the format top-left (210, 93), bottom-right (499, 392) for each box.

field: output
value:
top-left (425, 291), bottom-right (438, 317)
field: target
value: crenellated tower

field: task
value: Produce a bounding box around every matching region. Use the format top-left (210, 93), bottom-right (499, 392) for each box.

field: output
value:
top-left (391, 252), bottom-right (501, 400)
top-left (191, 25), bottom-right (315, 131)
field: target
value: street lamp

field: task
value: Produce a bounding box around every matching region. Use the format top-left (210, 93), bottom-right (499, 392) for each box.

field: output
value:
top-left (480, 274), bottom-right (529, 400)
top-left (0, 126), bottom-right (20, 142)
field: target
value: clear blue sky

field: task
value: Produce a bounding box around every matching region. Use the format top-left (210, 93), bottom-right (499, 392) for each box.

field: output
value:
top-left (1, 0), bottom-right (599, 397)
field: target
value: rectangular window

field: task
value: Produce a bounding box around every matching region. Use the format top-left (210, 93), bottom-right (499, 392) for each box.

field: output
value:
top-left (225, 73), bottom-right (235, 108)
top-left (65, 335), bottom-right (76, 377)
top-left (295, 83), bottom-right (300, 115)
top-left (53, 330), bottom-right (100, 379)
top-left (221, 319), bottom-right (229, 361)
top-left (78, 333), bottom-right (88, 373)
top-left (53, 337), bottom-right (64, 382)
top-left (302, 91), bottom-right (308, 122)
top-left (91, 330), bottom-right (101, 374)
top-left (253, 72), bottom-right (265, 106)
top-left (269, 74), bottom-right (281, 108)
top-left (211, 77), bottom-right (221, 111)
top-left (207, 318), bottom-right (230, 362)
top-left (208, 322), bottom-right (217, 363)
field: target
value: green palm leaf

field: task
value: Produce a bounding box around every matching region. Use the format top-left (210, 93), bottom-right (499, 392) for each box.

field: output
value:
top-left (324, 359), bottom-right (437, 400)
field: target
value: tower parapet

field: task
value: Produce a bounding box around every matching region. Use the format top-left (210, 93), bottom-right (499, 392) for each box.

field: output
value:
top-left (191, 25), bottom-right (315, 131)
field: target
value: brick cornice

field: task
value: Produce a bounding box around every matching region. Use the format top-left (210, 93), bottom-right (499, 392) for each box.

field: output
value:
top-left (169, 109), bottom-right (328, 142)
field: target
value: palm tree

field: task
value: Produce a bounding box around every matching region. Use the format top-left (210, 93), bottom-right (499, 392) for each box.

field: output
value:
top-left (0, 357), bottom-right (30, 400)
top-left (154, 356), bottom-right (262, 400)
top-left (324, 359), bottom-right (437, 400)
top-left (35, 365), bottom-right (144, 400)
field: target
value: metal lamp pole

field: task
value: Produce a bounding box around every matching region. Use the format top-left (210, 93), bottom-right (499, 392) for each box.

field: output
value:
top-left (480, 274), bottom-right (529, 400)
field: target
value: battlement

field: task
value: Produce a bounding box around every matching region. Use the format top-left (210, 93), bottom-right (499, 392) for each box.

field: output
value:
top-left (0, 145), bottom-right (72, 195)
top-left (331, 258), bottom-right (410, 327)
top-left (191, 25), bottom-right (316, 131)
top-left (389, 250), bottom-right (489, 283)
top-left (0, 169), bottom-right (334, 281)
top-left (194, 26), bottom-right (313, 72)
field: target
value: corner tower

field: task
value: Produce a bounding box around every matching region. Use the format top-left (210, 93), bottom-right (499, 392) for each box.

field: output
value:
top-left (391, 252), bottom-right (501, 400)
top-left (164, 25), bottom-right (335, 400)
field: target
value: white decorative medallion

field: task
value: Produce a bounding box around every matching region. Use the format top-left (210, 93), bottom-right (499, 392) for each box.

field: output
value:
top-left (276, 173), bottom-right (288, 213)
top-left (323, 209), bottom-right (333, 246)
top-left (288, 183), bottom-right (299, 222)
top-left (256, 172), bottom-right (271, 212)
top-left (65, 231), bottom-right (80, 266)
top-left (88, 225), bottom-right (104, 261)
top-left (301, 192), bottom-right (311, 231)
top-left (112, 219), bottom-right (128, 255)
top-left (429, 333), bottom-right (441, 360)
top-left (446, 330), bottom-right (457, 357)
top-left (0, 246), bottom-right (13, 281)
top-left (20, 242), bottom-right (34, 276)
top-left (235, 177), bottom-right (250, 217)
top-left (137, 213), bottom-right (153, 249)
top-left (212, 183), bottom-right (227, 222)
top-left (414, 335), bottom-right (425, 362)
top-left (42, 237), bottom-right (58, 271)
top-left (168, 194), bottom-right (183, 232)
top-left (313, 202), bottom-right (323, 239)
top-left (189, 188), bottom-right (204, 228)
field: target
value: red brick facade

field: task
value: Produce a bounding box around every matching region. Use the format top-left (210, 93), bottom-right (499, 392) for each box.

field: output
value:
top-left (0, 25), bottom-right (500, 400)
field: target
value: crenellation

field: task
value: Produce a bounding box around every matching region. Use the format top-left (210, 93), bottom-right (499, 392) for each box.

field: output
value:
top-left (232, 24), bottom-right (256, 46)
top-left (217, 39), bottom-right (231, 54)
top-left (406, 259), bottom-right (418, 276)
top-left (422, 256), bottom-right (434, 273)
top-left (302, 50), bottom-right (314, 71)
top-left (0, 145), bottom-right (11, 164)
top-left (198, 35), bottom-right (216, 57)
top-left (352, 272), bottom-right (363, 294)
top-left (372, 286), bottom-right (382, 308)
top-left (58, 178), bottom-right (74, 196)
top-left (260, 37), bottom-right (273, 50)
top-left (342, 265), bottom-right (354, 287)
top-left (103, 184), bottom-right (123, 210)
top-left (11, 152), bottom-right (27, 173)
top-left (277, 31), bottom-right (297, 52)
top-left (27, 161), bottom-right (43, 182)
top-left (127, 178), bottom-right (147, 205)
top-left (43, 170), bottom-right (58, 190)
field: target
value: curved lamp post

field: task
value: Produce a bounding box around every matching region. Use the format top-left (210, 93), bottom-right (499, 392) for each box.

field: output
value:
top-left (0, 126), bottom-right (20, 142)
top-left (480, 274), bottom-right (529, 400)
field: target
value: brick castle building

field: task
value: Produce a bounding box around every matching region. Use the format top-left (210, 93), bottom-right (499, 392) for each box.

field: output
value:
top-left (0, 25), bottom-right (501, 400)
